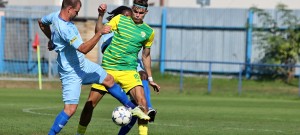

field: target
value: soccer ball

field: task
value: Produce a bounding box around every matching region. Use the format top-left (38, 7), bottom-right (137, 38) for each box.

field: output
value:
top-left (112, 106), bottom-right (132, 126)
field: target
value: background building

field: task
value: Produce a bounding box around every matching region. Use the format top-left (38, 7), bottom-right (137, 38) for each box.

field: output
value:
top-left (1, 0), bottom-right (300, 79)
top-left (162, 0), bottom-right (300, 9)
top-left (3, 0), bottom-right (300, 9)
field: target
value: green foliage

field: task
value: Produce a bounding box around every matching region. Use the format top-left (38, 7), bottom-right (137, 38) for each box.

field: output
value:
top-left (251, 3), bottom-right (300, 81)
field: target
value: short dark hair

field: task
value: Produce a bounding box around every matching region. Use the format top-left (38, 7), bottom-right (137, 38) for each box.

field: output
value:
top-left (106, 6), bottom-right (132, 21)
top-left (133, 0), bottom-right (148, 8)
top-left (61, 0), bottom-right (82, 9)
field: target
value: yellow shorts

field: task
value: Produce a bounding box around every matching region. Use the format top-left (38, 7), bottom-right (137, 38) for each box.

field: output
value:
top-left (91, 70), bottom-right (142, 93)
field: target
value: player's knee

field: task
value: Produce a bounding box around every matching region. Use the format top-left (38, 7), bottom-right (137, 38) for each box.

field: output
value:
top-left (88, 90), bottom-right (105, 107)
top-left (64, 107), bottom-right (77, 116)
top-left (69, 108), bottom-right (77, 115)
top-left (102, 74), bottom-right (115, 87)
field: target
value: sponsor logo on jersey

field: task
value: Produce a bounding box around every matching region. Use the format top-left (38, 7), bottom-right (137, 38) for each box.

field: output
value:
top-left (70, 36), bottom-right (77, 45)
top-left (141, 31), bottom-right (146, 38)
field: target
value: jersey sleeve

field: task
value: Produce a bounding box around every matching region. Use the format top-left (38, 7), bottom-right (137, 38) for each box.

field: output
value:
top-left (60, 26), bottom-right (83, 49)
top-left (106, 14), bottom-right (121, 31)
top-left (41, 12), bottom-right (57, 25)
top-left (144, 31), bottom-right (155, 48)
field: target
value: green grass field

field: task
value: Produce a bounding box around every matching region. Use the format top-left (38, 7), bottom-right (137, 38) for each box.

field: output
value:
top-left (1, 87), bottom-right (300, 134)
top-left (1, 72), bottom-right (300, 135)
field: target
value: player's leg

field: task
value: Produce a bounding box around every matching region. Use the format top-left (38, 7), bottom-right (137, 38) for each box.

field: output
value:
top-left (101, 74), bottom-right (149, 120)
top-left (138, 71), bottom-right (153, 109)
top-left (141, 79), bottom-right (157, 122)
top-left (116, 70), bottom-right (150, 135)
top-left (129, 86), bottom-right (149, 135)
top-left (118, 117), bottom-right (138, 135)
top-left (139, 70), bottom-right (157, 123)
top-left (101, 74), bottom-right (136, 108)
top-left (49, 78), bottom-right (81, 135)
top-left (118, 99), bottom-right (138, 135)
top-left (83, 64), bottom-right (149, 120)
top-left (142, 80), bottom-right (152, 108)
top-left (76, 88), bottom-right (107, 135)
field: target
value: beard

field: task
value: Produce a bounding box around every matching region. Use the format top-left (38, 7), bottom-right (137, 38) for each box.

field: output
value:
top-left (70, 15), bottom-right (77, 21)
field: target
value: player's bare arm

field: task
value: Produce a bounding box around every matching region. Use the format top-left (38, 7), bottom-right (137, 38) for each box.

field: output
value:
top-left (95, 4), bottom-right (107, 33)
top-left (77, 25), bottom-right (111, 54)
top-left (38, 19), bottom-right (51, 39)
top-left (142, 47), bottom-right (161, 93)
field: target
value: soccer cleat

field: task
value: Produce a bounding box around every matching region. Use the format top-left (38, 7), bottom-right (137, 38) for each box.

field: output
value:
top-left (148, 108), bottom-right (157, 123)
top-left (130, 107), bottom-right (150, 120)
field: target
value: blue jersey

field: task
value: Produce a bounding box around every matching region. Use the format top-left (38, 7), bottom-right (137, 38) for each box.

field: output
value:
top-left (41, 11), bottom-right (85, 77)
top-left (136, 59), bottom-right (144, 72)
top-left (41, 11), bottom-right (108, 104)
top-left (100, 32), bottom-right (114, 53)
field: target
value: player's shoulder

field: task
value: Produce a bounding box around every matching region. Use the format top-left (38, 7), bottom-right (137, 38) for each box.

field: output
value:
top-left (47, 11), bottom-right (60, 19)
top-left (111, 14), bottom-right (122, 21)
top-left (41, 11), bottom-right (60, 24)
top-left (143, 23), bottom-right (153, 30)
top-left (142, 23), bottom-right (154, 33)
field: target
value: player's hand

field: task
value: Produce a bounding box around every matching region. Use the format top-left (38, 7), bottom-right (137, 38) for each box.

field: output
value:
top-left (48, 40), bottom-right (55, 51)
top-left (139, 71), bottom-right (148, 80)
top-left (149, 81), bottom-right (160, 93)
top-left (98, 4), bottom-right (107, 16)
top-left (100, 25), bottom-right (111, 35)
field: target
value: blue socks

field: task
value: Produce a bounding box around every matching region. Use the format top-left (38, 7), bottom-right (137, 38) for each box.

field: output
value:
top-left (142, 80), bottom-right (152, 108)
top-left (48, 110), bottom-right (70, 135)
top-left (118, 116), bottom-right (138, 135)
top-left (108, 83), bottom-right (136, 109)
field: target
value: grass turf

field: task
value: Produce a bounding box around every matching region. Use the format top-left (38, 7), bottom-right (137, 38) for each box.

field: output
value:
top-left (0, 87), bottom-right (300, 135)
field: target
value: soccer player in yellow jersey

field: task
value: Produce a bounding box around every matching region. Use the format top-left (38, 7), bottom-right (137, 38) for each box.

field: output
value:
top-left (76, 1), bottom-right (160, 135)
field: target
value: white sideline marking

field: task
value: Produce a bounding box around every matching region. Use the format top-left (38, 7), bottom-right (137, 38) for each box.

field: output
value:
top-left (150, 123), bottom-right (197, 127)
top-left (224, 127), bottom-right (283, 133)
top-left (22, 107), bottom-right (58, 116)
top-left (22, 107), bottom-right (291, 133)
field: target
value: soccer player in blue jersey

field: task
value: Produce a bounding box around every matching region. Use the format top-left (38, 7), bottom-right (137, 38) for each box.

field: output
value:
top-left (38, 0), bottom-right (149, 134)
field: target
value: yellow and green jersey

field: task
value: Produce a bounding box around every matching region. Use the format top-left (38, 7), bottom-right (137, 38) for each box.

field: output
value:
top-left (102, 14), bottom-right (154, 70)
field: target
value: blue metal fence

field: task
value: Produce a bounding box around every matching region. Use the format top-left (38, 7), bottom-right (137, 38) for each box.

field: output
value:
top-left (1, 6), bottom-right (300, 96)
top-left (0, 16), bottom-right (5, 73)
top-left (154, 59), bottom-right (300, 96)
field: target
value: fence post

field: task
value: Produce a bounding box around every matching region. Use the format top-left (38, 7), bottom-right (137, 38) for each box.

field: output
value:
top-left (0, 16), bottom-right (5, 73)
top-left (298, 73), bottom-right (300, 97)
top-left (160, 8), bottom-right (167, 74)
top-left (180, 62), bottom-right (183, 93)
top-left (246, 9), bottom-right (254, 79)
top-left (208, 62), bottom-right (212, 94)
top-left (238, 64), bottom-right (243, 95)
top-left (28, 18), bottom-right (34, 73)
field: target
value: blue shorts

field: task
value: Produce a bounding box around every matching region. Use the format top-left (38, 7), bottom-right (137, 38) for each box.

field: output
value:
top-left (60, 59), bottom-right (107, 104)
